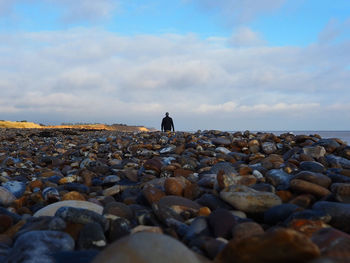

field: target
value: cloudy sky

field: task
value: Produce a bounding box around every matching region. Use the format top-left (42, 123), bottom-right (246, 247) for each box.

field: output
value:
top-left (0, 0), bottom-right (349, 131)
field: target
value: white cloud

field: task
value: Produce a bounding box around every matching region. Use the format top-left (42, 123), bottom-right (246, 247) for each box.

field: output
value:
top-left (229, 26), bottom-right (266, 47)
top-left (0, 27), bottom-right (349, 130)
top-left (0, 0), bottom-right (118, 22)
top-left (191, 0), bottom-right (286, 23)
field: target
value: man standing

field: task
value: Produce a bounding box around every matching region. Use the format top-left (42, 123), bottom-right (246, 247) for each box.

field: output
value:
top-left (161, 112), bottom-right (175, 132)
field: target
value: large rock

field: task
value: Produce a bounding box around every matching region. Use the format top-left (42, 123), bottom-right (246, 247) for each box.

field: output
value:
top-left (5, 230), bottom-right (75, 263)
top-left (265, 169), bottom-right (293, 190)
top-left (0, 186), bottom-right (16, 206)
top-left (92, 232), bottom-right (209, 263)
top-left (312, 201), bottom-right (350, 233)
top-left (210, 162), bottom-right (238, 176)
top-left (34, 200), bottom-right (103, 217)
top-left (216, 228), bottom-right (320, 263)
top-left (220, 185), bottom-right (282, 213)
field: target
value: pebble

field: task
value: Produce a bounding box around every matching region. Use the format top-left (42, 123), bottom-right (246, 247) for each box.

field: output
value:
top-left (5, 230), bottom-right (75, 263)
top-left (2, 181), bottom-right (26, 198)
top-left (0, 128), bottom-right (349, 262)
top-left (220, 185), bottom-right (282, 213)
top-left (216, 228), bottom-right (320, 263)
top-left (77, 222), bottom-right (106, 249)
top-left (0, 186), bottom-right (16, 206)
top-left (312, 201), bottom-right (350, 233)
top-left (92, 232), bottom-right (209, 263)
top-left (55, 206), bottom-right (108, 230)
top-left (34, 200), bottom-right (103, 217)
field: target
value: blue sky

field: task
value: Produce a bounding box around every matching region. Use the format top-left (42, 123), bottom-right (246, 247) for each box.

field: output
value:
top-left (0, 0), bottom-right (349, 130)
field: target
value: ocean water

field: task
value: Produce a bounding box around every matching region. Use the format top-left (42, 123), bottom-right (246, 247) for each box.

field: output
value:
top-left (266, 131), bottom-right (350, 145)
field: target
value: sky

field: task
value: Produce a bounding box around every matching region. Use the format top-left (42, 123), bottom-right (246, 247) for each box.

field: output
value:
top-left (0, 0), bottom-right (349, 131)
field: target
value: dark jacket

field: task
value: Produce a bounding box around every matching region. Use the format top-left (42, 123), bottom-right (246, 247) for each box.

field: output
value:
top-left (161, 116), bottom-right (174, 132)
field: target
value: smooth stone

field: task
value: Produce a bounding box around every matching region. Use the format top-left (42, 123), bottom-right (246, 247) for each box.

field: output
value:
top-left (102, 185), bottom-right (121, 196)
top-left (264, 203), bottom-right (301, 225)
top-left (92, 232), bottom-right (208, 263)
top-left (0, 187), bottom-right (16, 206)
top-left (42, 186), bottom-right (60, 201)
top-left (211, 137), bottom-right (231, 146)
top-left (331, 183), bottom-right (350, 203)
top-left (62, 191), bottom-right (86, 201)
top-left (311, 227), bottom-right (350, 261)
top-left (326, 154), bottom-right (350, 169)
top-left (131, 225), bottom-right (163, 234)
top-left (250, 183), bottom-right (276, 193)
top-left (284, 209), bottom-right (331, 225)
top-left (63, 183), bottom-right (89, 193)
top-left (295, 171), bottom-right (332, 188)
top-left (215, 147), bottom-right (231, 154)
top-left (220, 185), bottom-right (282, 213)
top-left (51, 250), bottom-right (99, 263)
top-left (78, 223), bottom-right (106, 249)
top-left (203, 238), bottom-right (228, 260)
top-left (314, 139), bottom-right (340, 152)
top-left (300, 161), bottom-right (325, 173)
top-left (265, 169), bottom-right (292, 190)
top-left (5, 230), bottom-right (74, 263)
top-left (208, 209), bottom-right (238, 239)
top-left (103, 202), bottom-right (134, 220)
top-left (184, 216), bottom-right (210, 242)
top-left (55, 206), bottom-right (108, 230)
top-left (312, 201), bottom-right (350, 233)
top-left (153, 196), bottom-right (201, 224)
top-left (196, 193), bottom-right (233, 211)
top-left (2, 181), bottom-right (26, 198)
top-left (0, 207), bottom-right (21, 224)
top-left (159, 145), bottom-right (176, 154)
top-left (290, 179), bottom-right (331, 197)
top-left (15, 216), bottom-right (67, 238)
top-left (288, 219), bottom-right (329, 237)
top-left (142, 186), bottom-right (166, 204)
top-left (143, 159), bottom-right (162, 173)
top-left (210, 162), bottom-right (238, 176)
top-left (327, 172), bottom-right (350, 183)
top-left (303, 146), bottom-right (326, 159)
top-left (34, 200), bottom-right (103, 217)
top-left (164, 177), bottom-right (185, 196)
top-left (216, 228), bottom-right (320, 263)
top-left (231, 222), bottom-right (264, 242)
top-left (261, 142), bottom-right (277, 154)
top-left (102, 175), bottom-right (120, 186)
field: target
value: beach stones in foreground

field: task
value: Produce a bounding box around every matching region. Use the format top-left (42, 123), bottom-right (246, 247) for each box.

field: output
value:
top-left (0, 186), bottom-right (16, 206)
top-left (33, 200), bottom-right (103, 217)
top-left (312, 201), bottom-right (350, 233)
top-left (220, 185), bottom-right (282, 213)
top-left (216, 228), bottom-right (320, 263)
top-left (5, 230), bottom-right (75, 263)
top-left (92, 232), bottom-right (209, 263)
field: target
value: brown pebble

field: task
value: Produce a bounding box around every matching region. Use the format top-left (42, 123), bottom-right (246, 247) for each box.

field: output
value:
top-left (62, 191), bottom-right (86, 201)
top-left (290, 179), bottom-right (331, 197)
top-left (198, 207), bottom-right (211, 216)
top-left (216, 228), bottom-right (320, 263)
top-left (164, 178), bottom-right (184, 196)
top-left (142, 186), bottom-right (166, 204)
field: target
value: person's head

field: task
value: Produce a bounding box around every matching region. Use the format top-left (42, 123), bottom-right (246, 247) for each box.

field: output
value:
top-left (165, 112), bottom-right (169, 116)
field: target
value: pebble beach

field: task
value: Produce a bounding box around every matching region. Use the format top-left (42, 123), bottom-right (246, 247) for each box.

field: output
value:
top-left (1, 128), bottom-right (350, 263)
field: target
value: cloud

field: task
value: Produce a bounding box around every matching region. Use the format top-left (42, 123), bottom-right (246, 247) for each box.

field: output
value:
top-left (190, 0), bottom-right (286, 23)
top-left (318, 18), bottom-right (350, 44)
top-left (229, 26), bottom-right (266, 47)
top-left (0, 27), bottom-right (349, 130)
top-left (50, 0), bottom-right (118, 23)
top-left (0, 0), bottom-right (118, 23)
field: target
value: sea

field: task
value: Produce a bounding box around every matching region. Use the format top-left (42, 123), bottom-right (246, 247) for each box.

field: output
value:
top-left (261, 131), bottom-right (350, 145)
